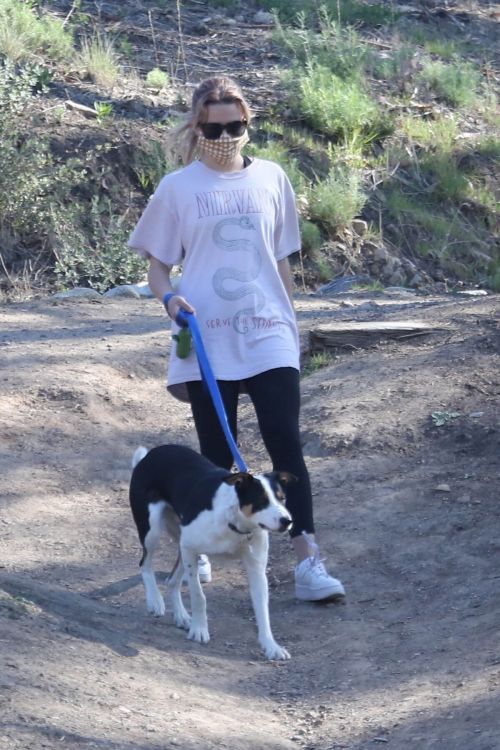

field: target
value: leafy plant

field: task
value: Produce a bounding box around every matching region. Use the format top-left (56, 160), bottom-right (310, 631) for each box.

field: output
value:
top-left (94, 100), bottom-right (113, 123)
top-left (246, 137), bottom-right (308, 196)
top-left (263, 0), bottom-right (395, 26)
top-left (431, 411), bottom-right (460, 427)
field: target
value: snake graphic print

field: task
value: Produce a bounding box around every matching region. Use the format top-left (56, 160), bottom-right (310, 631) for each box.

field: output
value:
top-left (212, 216), bottom-right (265, 334)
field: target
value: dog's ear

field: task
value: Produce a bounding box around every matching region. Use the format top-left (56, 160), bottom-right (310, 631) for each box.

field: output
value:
top-left (224, 472), bottom-right (253, 488)
top-left (273, 471), bottom-right (298, 487)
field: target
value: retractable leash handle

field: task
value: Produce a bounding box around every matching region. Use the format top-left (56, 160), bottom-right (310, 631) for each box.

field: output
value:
top-left (176, 309), bottom-right (249, 473)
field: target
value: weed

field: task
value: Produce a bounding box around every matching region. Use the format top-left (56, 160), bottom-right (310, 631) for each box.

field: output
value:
top-left (118, 35), bottom-right (134, 58)
top-left (264, 0), bottom-right (395, 26)
top-left (302, 351), bottom-right (335, 377)
top-left (0, 61), bottom-right (146, 297)
top-left (79, 32), bottom-right (120, 88)
top-left (431, 411), bottom-right (460, 427)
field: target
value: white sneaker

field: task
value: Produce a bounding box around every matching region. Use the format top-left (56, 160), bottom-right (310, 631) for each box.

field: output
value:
top-left (294, 535), bottom-right (345, 602)
top-left (182, 554), bottom-right (212, 585)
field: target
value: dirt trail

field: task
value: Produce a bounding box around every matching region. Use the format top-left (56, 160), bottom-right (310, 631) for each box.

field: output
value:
top-left (1, 291), bottom-right (499, 750)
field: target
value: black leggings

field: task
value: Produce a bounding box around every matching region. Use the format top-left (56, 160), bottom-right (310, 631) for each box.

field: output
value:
top-left (186, 367), bottom-right (314, 538)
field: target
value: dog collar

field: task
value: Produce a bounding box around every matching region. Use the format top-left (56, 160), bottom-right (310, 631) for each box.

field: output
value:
top-left (228, 522), bottom-right (252, 537)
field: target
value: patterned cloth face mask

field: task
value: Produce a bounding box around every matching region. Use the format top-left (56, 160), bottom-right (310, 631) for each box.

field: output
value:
top-left (197, 130), bottom-right (250, 166)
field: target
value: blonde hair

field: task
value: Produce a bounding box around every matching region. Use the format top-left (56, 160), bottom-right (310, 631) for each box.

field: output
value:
top-left (167, 77), bottom-right (252, 165)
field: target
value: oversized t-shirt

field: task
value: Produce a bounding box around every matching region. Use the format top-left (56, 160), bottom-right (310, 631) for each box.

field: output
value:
top-left (128, 158), bottom-right (301, 401)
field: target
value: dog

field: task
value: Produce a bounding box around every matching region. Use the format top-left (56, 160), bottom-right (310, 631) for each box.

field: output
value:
top-left (129, 444), bottom-right (296, 660)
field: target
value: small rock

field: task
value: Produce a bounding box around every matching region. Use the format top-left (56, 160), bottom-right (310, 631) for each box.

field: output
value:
top-left (388, 269), bottom-right (407, 286)
top-left (352, 218), bottom-right (368, 236)
top-left (104, 285), bottom-right (141, 299)
top-left (254, 10), bottom-right (274, 24)
top-left (53, 287), bottom-right (102, 300)
top-left (435, 483), bottom-right (451, 493)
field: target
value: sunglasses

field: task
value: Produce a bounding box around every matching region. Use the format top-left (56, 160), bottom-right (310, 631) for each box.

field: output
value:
top-left (198, 120), bottom-right (248, 140)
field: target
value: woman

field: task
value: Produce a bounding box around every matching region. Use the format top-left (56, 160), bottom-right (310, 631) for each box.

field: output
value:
top-left (128, 76), bottom-right (345, 602)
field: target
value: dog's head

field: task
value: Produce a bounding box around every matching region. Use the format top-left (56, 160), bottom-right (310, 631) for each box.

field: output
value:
top-left (224, 471), bottom-right (295, 533)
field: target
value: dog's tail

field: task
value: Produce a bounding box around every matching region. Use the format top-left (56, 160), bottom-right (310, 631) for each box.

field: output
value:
top-left (132, 446), bottom-right (148, 470)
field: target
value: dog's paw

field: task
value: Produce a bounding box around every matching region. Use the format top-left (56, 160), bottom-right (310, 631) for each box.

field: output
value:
top-left (146, 592), bottom-right (166, 617)
top-left (187, 624), bottom-right (210, 644)
top-left (173, 607), bottom-right (191, 631)
top-left (262, 641), bottom-right (291, 661)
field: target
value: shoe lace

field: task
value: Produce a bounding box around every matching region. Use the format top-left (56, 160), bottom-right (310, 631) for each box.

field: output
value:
top-left (301, 531), bottom-right (328, 575)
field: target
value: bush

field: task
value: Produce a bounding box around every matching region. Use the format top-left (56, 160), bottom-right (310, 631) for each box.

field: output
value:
top-left (53, 197), bottom-right (147, 293)
top-left (0, 62), bottom-right (79, 240)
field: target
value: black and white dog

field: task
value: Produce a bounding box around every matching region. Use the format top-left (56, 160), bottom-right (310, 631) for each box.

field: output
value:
top-left (129, 444), bottom-right (295, 660)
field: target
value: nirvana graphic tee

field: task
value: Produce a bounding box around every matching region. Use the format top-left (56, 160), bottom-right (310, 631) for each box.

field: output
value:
top-left (128, 159), bottom-right (301, 401)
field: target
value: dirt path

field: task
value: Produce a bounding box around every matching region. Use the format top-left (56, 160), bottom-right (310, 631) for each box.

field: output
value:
top-left (1, 291), bottom-right (499, 750)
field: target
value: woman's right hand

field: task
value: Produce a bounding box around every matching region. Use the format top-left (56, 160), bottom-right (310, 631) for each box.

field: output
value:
top-left (166, 294), bottom-right (196, 322)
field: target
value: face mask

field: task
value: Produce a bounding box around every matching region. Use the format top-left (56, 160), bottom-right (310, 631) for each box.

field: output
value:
top-left (197, 130), bottom-right (249, 166)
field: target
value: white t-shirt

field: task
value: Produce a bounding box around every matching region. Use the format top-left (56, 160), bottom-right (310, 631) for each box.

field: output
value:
top-left (128, 158), bottom-right (301, 401)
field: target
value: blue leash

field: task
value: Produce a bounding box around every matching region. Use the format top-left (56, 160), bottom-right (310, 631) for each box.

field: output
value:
top-left (176, 309), bottom-right (249, 473)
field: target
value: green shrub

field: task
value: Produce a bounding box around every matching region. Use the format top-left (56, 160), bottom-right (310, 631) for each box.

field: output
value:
top-left (276, 8), bottom-right (368, 80)
top-left (421, 152), bottom-right (468, 202)
top-left (420, 60), bottom-right (481, 107)
top-left (401, 115), bottom-right (458, 151)
top-left (309, 167), bottom-right (366, 233)
top-left (0, 61), bottom-right (145, 296)
top-left (53, 197), bottom-right (147, 293)
top-left (146, 67), bottom-right (169, 90)
top-left (287, 64), bottom-right (385, 144)
top-left (300, 219), bottom-right (322, 254)
top-left (263, 0), bottom-right (395, 26)
top-left (0, 62), bottom-right (80, 239)
top-left (0, 0), bottom-right (73, 62)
